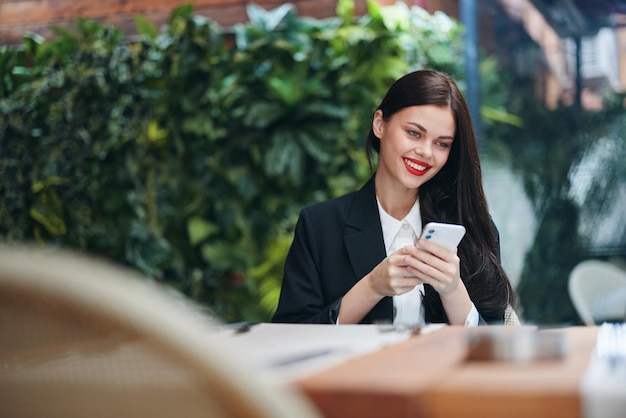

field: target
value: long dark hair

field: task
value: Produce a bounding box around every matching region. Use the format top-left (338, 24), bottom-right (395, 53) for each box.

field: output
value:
top-left (366, 70), bottom-right (515, 323)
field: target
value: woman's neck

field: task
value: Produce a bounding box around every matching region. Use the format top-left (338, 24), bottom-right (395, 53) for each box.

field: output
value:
top-left (374, 174), bottom-right (418, 220)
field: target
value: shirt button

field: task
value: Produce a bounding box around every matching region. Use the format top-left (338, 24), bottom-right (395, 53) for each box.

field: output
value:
top-left (402, 222), bottom-right (410, 230)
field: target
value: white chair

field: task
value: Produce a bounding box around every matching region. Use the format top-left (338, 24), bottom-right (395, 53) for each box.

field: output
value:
top-left (568, 259), bottom-right (626, 326)
top-left (0, 245), bottom-right (322, 418)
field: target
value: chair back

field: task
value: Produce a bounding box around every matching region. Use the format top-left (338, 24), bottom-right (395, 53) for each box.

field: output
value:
top-left (568, 259), bottom-right (626, 326)
top-left (0, 245), bottom-right (321, 418)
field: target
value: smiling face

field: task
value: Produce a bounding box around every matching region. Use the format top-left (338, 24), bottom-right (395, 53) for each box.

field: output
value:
top-left (373, 104), bottom-right (455, 195)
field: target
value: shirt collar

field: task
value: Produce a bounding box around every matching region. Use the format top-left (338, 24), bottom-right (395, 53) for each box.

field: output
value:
top-left (376, 197), bottom-right (422, 254)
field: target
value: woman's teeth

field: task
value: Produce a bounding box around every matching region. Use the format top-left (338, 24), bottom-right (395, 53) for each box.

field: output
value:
top-left (405, 159), bottom-right (427, 171)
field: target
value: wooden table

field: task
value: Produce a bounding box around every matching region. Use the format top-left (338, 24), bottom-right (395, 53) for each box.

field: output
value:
top-left (296, 326), bottom-right (598, 418)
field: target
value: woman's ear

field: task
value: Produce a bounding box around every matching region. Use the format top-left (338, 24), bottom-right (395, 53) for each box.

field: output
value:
top-left (372, 109), bottom-right (384, 138)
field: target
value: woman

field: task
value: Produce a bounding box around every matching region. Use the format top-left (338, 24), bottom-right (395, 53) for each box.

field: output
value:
top-left (272, 70), bottom-right (517, 325)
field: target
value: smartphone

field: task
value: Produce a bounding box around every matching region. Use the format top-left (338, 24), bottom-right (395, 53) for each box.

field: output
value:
top-left (419, 222), bottom-right (466, 251)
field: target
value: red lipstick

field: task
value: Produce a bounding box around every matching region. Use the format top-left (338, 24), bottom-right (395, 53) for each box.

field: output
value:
top-left (404, 158), bottom-right (432, 176)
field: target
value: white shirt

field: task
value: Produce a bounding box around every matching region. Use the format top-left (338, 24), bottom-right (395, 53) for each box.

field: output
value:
top-left (376, 197), bottom-right (479, 326)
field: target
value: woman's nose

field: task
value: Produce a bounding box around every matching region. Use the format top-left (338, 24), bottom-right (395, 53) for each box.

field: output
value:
top-left (414, 141), bottom-right (432, 157)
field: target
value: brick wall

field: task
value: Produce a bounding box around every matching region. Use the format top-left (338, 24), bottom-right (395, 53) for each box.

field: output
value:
top-left (0, 0), bottom-right (410, 45)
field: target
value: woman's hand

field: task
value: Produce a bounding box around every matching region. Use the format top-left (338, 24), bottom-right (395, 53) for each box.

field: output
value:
top-left (338, 249), bottom-right (423, 324)
top-left (400, 238), bottom-right (462, 294)
top-left (402, 238), bottom-right (473, 325)
top-left (340, 238), bottom-right (470, 325)
top-left (366, 248), bottom-right (424, 297)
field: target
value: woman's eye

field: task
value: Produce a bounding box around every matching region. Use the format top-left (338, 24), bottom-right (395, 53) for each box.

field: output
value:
top-left (408, 130), bottom-right (420, 138)
top-left (436, 141), bottom-right (450, 149)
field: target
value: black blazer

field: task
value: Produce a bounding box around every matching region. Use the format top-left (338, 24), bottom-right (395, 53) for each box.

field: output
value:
top-left (272, 177), bottom-right (393, 324)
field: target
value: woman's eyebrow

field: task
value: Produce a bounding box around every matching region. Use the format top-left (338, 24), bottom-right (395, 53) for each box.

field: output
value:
top-left (408, 122), bottom-right (454, 140)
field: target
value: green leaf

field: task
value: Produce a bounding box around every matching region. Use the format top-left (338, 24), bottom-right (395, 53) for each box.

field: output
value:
top-left (298, 132), bottom-right (332, 163)
top-left (336, 0), bottom-right (355, 23)
top-left (134, 15), bottom-right (159, 39)
top-left (29, 189), bottom-right (67, 236)
top-left (32, 176), bottom-right (69, 193)
top-left (169, 3), bottom-right (194, 24)
top-left (201, 242), bottom-right (234, 270)
top-left (22, 32), bottom-right (45, 55)
top-left (243, 102), bottom-right (284, 128)
top-left (187, 217), bottom-right (218, 245)
top-left (246, 3), bottom-right (294, 31)
top-left (365, 0), bottom-right (382, 19)
top-left (11, 66), bottom-right (32, 76)
top-left (147, 120), bottom-right (168, 143)
top-left (482, 106), bottom-right (524, 127)
top-left (49, 24), bottom-right (79, 41)
top-left (380, 3), bottom-right (410, 31)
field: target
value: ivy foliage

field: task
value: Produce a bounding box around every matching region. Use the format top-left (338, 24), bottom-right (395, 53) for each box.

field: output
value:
top-left (0, 0), bottom-right (468, 322)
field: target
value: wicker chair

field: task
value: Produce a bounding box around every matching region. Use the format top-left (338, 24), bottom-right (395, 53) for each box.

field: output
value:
top-left (0, 245), bottom-right (321, 418)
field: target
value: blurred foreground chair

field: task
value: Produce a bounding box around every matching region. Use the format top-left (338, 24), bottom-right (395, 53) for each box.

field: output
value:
top-left (568, 259), bottom-right (626, 326)
top-left (0, 245), bottom-right (321, 418)
top-left (504, 304), bottom-right (521, 325)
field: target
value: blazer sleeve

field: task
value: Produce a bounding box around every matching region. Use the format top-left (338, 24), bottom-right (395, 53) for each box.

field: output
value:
top-left (271, 208), bottom-right (342, 324)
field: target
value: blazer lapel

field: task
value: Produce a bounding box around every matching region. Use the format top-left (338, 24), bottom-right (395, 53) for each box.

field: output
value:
top-left (344, 177), bottom-right (393, 322)
top-left (344, 177), bottom-right (386, 279)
